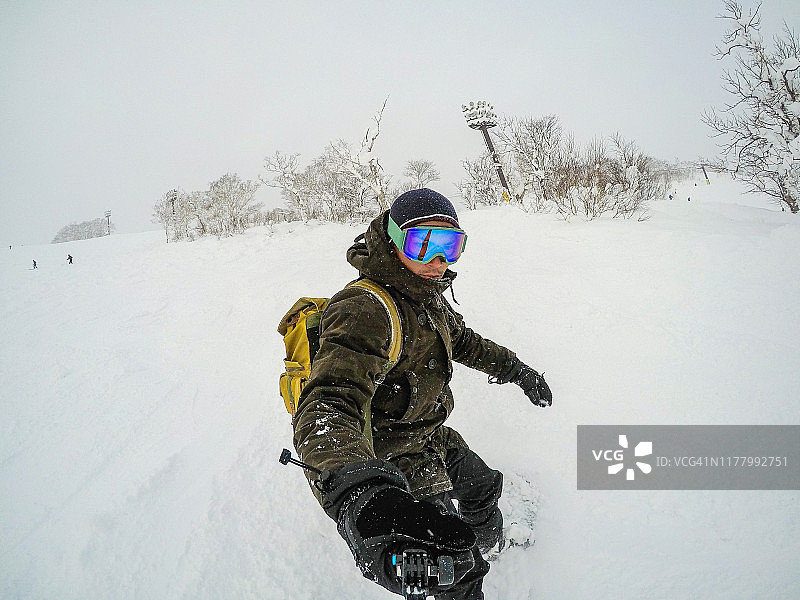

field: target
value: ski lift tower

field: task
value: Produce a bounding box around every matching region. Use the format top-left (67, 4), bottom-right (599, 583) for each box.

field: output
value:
top-left (462, 100), bottom-right (511, 202)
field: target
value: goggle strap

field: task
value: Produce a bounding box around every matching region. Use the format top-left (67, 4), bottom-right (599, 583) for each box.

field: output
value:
top-left (387, 215), bottom-right (405, 249)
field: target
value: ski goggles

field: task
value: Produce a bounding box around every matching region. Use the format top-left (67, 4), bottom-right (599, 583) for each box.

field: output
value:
top-left (387, 216), bottom-right (468, 264)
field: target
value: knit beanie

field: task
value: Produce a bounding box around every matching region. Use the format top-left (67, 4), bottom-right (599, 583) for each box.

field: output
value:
top-left (389, 188), bottom-right (460, 229)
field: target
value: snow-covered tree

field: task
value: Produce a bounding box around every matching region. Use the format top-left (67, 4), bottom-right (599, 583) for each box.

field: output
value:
top-left (402, 159), bottom-right (441, 190)
top-left (459, 114), bottom-right (665, 218)
top-left (703, 1), bottom-right (800, 213)
top-left (261, 100), bottom-right (392, 223)
top-left (329, 98), bottom-right (392, 211)
top-left (261, 151), bottom-right (310, 221)
top-left (152, 191), bottom-right (175, 241)
top-left (207, 173), bottom-right (261, 235)
top-left (495, 115), bottom-right (564, 210)
top-left (153, 189), bottom-right (201, 241)
top-left (606, 134), bottom-right (668, 218)
top-left (152, 174), bottom-right (261, 241)
top-left (456, 153), bottom-right (505, 209)
top-left (185, 190), bottom-right (213, 237)
top-left (52, 217), bottom-right (114, 243)
top-left (305, 144), bottom-right (370, 221)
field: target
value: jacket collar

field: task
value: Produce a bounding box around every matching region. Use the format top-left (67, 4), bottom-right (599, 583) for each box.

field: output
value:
top-left (347, 211), bottom-right (456, 305)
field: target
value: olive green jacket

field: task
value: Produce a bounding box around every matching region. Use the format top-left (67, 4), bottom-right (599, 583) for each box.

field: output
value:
top-left (293, 211), bottom-right (516, 499)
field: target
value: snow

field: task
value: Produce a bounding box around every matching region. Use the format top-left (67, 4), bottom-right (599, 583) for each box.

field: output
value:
top-left (2, 174), bottom-right (799, 599)
top-left (781, 56), bottom-right (800, 73)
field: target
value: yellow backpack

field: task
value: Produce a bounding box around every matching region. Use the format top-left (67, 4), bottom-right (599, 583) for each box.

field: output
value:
top-left (278, 278), bottom-right (402, 416)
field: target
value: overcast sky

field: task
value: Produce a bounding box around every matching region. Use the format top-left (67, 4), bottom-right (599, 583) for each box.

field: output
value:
top-left (2, 1), bottom-right (799, 245)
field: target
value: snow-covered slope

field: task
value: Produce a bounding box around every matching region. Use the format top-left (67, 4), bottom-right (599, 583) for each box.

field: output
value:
top-left (2, 174), bottom-right (798, 599)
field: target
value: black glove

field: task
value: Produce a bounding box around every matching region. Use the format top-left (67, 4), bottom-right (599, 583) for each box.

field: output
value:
top-left (320, 460), bottom-right (477, 596)
top-left (493, 358), bottom-right (553, 408)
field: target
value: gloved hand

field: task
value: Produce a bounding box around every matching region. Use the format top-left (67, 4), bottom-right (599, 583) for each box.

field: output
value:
top-left (492, 358), bottom-right (553, 408)
top-left (513, 363), bottom-right (553, 407)
top-left (320, 460), bottom-right (477, 596)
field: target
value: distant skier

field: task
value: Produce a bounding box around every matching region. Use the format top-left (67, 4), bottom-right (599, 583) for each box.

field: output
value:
top-left (32, 260), bottom-right (37, 269)
top-left (291, 188), bottom-right (554, 599)
top-left (67, 254), bottom-right (73, 264)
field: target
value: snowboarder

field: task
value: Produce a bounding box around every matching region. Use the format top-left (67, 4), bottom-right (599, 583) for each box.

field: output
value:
top-left (292, 188), bottom-right (553, 599)
top-left (67, 254), bottom-right (73, 265)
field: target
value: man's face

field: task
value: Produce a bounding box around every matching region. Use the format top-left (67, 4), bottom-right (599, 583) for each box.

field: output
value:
top-left (393, 219), bottom-right (455, 280)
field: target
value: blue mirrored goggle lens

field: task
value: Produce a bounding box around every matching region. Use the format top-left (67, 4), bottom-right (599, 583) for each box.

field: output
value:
top-left (402, 227), bottom-right (467, 263)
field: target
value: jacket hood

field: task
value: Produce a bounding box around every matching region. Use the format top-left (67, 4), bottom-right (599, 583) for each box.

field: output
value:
top-left (347, 211), bottom-right (456, 304)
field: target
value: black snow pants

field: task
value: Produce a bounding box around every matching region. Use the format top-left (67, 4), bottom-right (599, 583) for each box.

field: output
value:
top-left (425, 447), bottom-right (504, 600)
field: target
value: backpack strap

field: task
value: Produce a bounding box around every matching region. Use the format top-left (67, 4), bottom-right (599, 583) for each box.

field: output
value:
top-left (345, 278), bottom-right (403, 448)
top-left (347, 279), bottom-right (402, 373)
